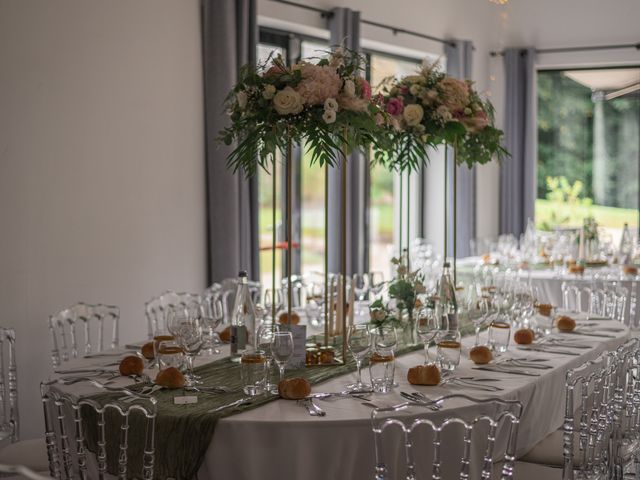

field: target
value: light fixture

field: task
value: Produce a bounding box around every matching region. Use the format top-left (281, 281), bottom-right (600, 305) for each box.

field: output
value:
top-left (490, 0), bottom-right (509, 4)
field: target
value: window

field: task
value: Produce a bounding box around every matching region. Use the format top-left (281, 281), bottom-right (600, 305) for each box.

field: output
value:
top-left (367, 52), bottom-right (422, 275)
top-left (536, 67), bottom-right (640, 243)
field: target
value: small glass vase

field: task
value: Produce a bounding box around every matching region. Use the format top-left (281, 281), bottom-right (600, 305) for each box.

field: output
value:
top-left (402, 309), bottom-right (418, 346)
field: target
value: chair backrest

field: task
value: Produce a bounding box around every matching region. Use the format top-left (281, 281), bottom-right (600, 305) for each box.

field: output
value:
top-left (281, 275), bottom-right (306, 308)
top-left (49, 304), bottom-right (119, 367)
top-left (0, 464), bottom-right (52, 479)
top-left (562, 349), bottom-right (621, 479)
top-left (561, 282), bottom-right (590, 313)
top-left (216, 279), bottom-right (261, 322)
top-left (371, 394), bottom-right (523, 479)
top-left (144, 291), bottom-right (201, 338)
top-left (588, 281), bottom-right (631, 324)
top-left (0, 328), bottom-right (18, 442)
top-left (41, 381), bottom-right (156, 480)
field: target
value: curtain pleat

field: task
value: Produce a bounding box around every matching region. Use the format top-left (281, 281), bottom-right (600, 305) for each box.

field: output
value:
top-left (444, 39), bottom-right (475, 258)
top-left (202, 0), bottom-right (260, 283)
top-left (500, 48), bottom-right (537, 236)
top-left (327, 7), bottom-right (365, 275)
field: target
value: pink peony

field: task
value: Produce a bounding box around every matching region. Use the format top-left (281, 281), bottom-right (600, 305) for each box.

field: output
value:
top-left (295, 63), bottom-right (342, 105)
top-left (357, 77), bottom-right (372, 99)
top-left (386, 97), bottom-right (404, 116)
top-left (460, 110), bottom-right (489, 133)
top-left (438, 77), bottom-right (470, 112)
top-left (337, 94), bottom-right (369, 112)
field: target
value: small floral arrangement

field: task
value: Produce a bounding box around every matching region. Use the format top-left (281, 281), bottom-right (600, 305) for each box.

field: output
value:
top-left (368, 298), bottom-right (401, 329)
top-left (219, 48), bottom-right (389, 177)
top-left (387, 251), bottom-right (427, 319)
top-left (380, 61), bottom-right (508, 172)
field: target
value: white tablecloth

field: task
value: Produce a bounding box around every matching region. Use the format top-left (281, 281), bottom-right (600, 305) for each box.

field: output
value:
top-left (52, 315), bottom-right (629, 480)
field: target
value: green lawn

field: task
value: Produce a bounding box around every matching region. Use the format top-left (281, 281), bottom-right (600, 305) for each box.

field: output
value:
top-left (535, 199), bottom-right (638, 230)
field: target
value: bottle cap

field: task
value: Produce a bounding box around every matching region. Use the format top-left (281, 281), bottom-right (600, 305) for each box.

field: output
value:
top-left (238, 270), bottom-right (248, 278)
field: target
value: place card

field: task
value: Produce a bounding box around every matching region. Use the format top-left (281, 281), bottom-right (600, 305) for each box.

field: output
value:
top-left (174, 396), bottom-right (198, 405)
top-left (281, 324), bottom-right (307, 369)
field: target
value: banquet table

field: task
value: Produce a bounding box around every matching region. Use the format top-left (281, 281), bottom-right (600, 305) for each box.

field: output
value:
top-left (49, 312), bottom-right (630, 480)
top-left (457, 256), bottom-right (640, 328)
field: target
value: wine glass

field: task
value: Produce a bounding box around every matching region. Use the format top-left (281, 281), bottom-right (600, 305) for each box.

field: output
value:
top-left (352, 273), bottom-right (370, 301)
top-left (257, 324), bottom-right (279, 393)
top-left (201, 296), bottom-right (224, 355)
top-left (369, 271), bottom-right (385, 298)
top-left (473, 296), bottom-right (491, 346)
top-left (270, 331), bottom-right (294, 383)
top-left (168, 307), bottom-right (204, 386)
top-left (346, 324), bottom-right (372, 391)
top-left (264, 288), bottom-right (284, 321)
top-left (371, 325), bottom-right (397, 352)
top-left (416, 305), bottom-right (438, 364)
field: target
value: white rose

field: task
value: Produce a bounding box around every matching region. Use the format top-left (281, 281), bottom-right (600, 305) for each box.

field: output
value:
top-left (409, 84), bottom-right (422, 96)
top-left (437, 105), bottom-right (452, 122)
top-left (372, 309), bottom-right (386, 322)
top-left (322, 109), bottom-right (336, 124)
top-left (343, 79), bottom-right (356, 97)
top-left (324, 97), bottom-right (338, 111)
top-left (236, 90), bottom-right (248, 110)
top-left (273, 87), bottom-right (304, 115)
top-left (262, 84), bottom-right (276, 100)
top-left (403, 104), bottom-right (424, 127)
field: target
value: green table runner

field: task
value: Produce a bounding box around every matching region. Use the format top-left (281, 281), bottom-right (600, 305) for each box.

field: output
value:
top-left (84, 335), bottom-right (434, 480)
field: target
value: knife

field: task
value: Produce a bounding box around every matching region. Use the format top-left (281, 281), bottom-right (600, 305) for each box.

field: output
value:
top-left (472, 366), bottom-right (540, 377)
top-left (517, 346), bottom-right (580, 356)
top-left (564, 331), bottom-right (616, 338)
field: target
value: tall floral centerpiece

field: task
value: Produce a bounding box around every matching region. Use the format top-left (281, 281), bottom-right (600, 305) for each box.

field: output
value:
top-left (219, 48), bottom-right (390, 358)
top-left (220, 48), bottom-right (389, 175)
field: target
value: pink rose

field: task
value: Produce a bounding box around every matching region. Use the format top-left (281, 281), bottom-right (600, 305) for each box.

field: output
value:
top-left (386, 97), bottom-right (404, 116)
top-left (357, 77), bottom-right (372, 99)
top-left (460, 110), bottom-right (489, 133)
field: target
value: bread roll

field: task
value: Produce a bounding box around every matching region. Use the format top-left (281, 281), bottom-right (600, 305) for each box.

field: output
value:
top-left (469, 345), bottom-right (493, 364)
top-left (219, 326), bottom-right (232, 343)
top-left (537, 303), bottom-right (553, 317)
top-left (155, 367), bottom-right (185, 389)
top-left (556, 315), bottom-right (576, 332)
top-left (514, 328), bottom-right (535, 345)
top-left (141, 342), bottom-right (155, 360)
top-left (407, 364), bottom-right (441, 386)
top-left (119, 355), bottom-right (144, 376)
top-left (278, 311), bottom-right (300, 325)
top-left (623, 265), bottom-right (638, 276)
top-left (568, 264), bottom-right (584, 275)
top-left (278, 377), bottom-right (311, 400)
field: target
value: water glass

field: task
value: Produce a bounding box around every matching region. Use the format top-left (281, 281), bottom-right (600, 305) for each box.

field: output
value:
top-left (436, 330), bottom-right (461, 371)
top-left (369, 350), bottom-right (395, 393)
top-left (240, 350), bottom-right (267, 396)
top-left (371, 326), bottom-right (397, 352)
top-left (156, 340), bottom-right (184, 369)
top-left (488, 316), bottom-right (511, 353)
top-left (257, 324), bottom-right (279, 393)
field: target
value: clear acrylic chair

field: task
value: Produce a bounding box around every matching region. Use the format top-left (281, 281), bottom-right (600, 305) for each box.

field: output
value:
top-left (519, 350), bottom-right (621, 479)
top-left (41, 381), bottom-right (156, 480)
top-left (49, 303), bottom-right (119, 367)
top-left (281, 275), bottom-right (306, 308)
top-left (371, 394), bottom-right (523, 479)
top-left (144, 291), bottom-right (200, 338)
top-left (588, 282), bottom-right (630, 324)
top-left (561, 282), bottom-right (589, 313)
top-left (0, 328), bottom-right (19, 443)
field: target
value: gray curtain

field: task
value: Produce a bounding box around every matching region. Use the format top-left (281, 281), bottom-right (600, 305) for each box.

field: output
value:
top-left (444, 39), bottom-right (475, 258)
top-left (327, 7), bottom-right (365, 275)
top-left (500, 48), bottom-right (537, 236)
top-left (202, 0), bottom-right (260, 283)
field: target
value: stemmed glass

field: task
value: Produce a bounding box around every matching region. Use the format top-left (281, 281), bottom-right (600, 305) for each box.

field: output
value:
top-left (473, 296), bottom-right (492, 346)
top-left (416, 305), bottom-right (438, 364)
top-left (270, 331), bottom-right (294, 383)
top-left (346, 324), bottom-right (372, 391)
top-left (257, 324), bottom-right (279, 393)
top-left (352, 274), bottom-right (370, 301)
top-left (201, 297), bottom-right (224, 355)
top-left (168, 306), bottom-right (204, 386)
top-left (264, 288), bottom-right (284, 321)
top-left (369, 272), bottom-right (385, 298)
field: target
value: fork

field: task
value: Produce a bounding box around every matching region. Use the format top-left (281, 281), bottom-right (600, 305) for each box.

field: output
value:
top-left (298, 398), bottom-right (326, 416)
top-left (400, 391), bottom-right (442, 410)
